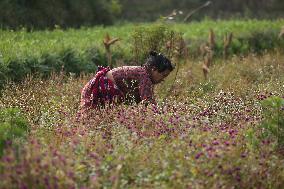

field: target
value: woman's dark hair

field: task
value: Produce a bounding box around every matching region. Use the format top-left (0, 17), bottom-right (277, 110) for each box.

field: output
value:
top-left (144, 51), bottom-right (174, 73)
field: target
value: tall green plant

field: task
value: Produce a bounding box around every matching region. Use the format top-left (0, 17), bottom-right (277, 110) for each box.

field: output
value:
top-left (259, 96), bottom-right (284, 148)
top-left (131, 24), bottom-right (182, 64)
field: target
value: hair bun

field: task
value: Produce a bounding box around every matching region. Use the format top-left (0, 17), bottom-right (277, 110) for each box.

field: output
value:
top-left (149, 51), bottom-right (158, 57)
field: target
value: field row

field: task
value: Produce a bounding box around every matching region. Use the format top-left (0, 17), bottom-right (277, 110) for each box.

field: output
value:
top-left (0, 19), bottom-right (283, 87)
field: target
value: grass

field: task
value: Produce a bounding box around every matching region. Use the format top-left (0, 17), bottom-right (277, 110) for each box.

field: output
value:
top-left (0, 50), bottom-right (283, 188)
top-left (0, 19), bottom-right (283, 63)
top-left (0, 19), bottom-right (283, 91)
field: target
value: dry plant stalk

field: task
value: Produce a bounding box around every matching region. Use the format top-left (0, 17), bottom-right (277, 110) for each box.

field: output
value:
top-left (165, 34), bottom-right (189, 72)
top-left (201, 29), bottom-right (215, 80)
top-left (199, 43), bottom-right (207, 58)
top-left (208, 28), bottom-right (216, 49)
top-left (183, 1), bottom-right (212, 22)
top-left (103, 33), bottom-right (120, 68)
top-left (175, 36), bottom-right (189, 60)
top-left (202, 46), bottom-right (213, 80)
top-left (223, 32), bottom-right (233, 59)
top-left (165, 32), bottom-right (176, 59)
top-left (202, 63), bottom-right (210, 80)
top-left (165, 32), bottom-right (189, 60)
top-left (164, 35), bottom-right (189, 100)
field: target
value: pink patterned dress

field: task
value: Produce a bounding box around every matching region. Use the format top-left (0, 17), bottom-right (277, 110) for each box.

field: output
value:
top-left (79, 66), bottom-right (155, 113)
top-left (111, 66), bottom-right (155, 104)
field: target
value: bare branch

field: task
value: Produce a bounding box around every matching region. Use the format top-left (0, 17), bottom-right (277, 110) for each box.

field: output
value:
top-left (183, 1), bottom-right (212, 22)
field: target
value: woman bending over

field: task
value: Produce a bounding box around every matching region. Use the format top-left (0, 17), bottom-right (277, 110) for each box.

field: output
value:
top-left (79, 51), bottom-right (174, 116)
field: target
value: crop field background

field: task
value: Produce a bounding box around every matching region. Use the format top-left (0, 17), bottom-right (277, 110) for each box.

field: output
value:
top-left (0, 17), bottom-right (284, 189)
top-left (0, 19), bottom-right (283, 86)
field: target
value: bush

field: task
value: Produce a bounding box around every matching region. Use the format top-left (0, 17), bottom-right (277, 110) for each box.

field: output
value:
top-left (0, 48), bottom-right (99, 89)
top-left (131, 24), bottom-right (183, 63)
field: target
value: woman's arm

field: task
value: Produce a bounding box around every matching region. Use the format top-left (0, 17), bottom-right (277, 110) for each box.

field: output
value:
top-left (139, 76), bottom-right (156, 105)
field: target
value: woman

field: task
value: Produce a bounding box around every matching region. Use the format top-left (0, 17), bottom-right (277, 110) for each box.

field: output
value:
top-left (79, 51), bottom-right (174, 116)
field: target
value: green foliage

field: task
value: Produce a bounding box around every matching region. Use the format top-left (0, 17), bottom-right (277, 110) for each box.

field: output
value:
top-left (239, 30), bottom-right (281, 54)
top-left (0, 0), bottom-right (120, 29)
top-left (109, 0), bottom-right (122, 15)
top-left (1, 48), bottom-right (98, 87)
top-left (245, 128), bottom-right (260, 150)
top-left (0, 20), bottom-right (283, 89)
top-left (260, 96), bottom-right (284, 147)
top-left (200, 81), bottom-right (216, 93)
top-left (0, 108), bottom-right (29, 156)
top-left (131, 24), bottom-right (182, 63)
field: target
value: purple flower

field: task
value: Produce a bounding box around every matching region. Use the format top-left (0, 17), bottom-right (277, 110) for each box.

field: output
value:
top-left (44, 177), bottom-right (50, 186)
top-left (195, 152), bottom-right (203, 159)
top-left (229, 129), bottom-right (235, 135)
top-left (235, 174), bottom-right (241, 182)
top-left (224, 141), bottom-right (230, 146)
top-left (3, 156), bottom-right (12, 163)
top-left (89, 152), bottom-right (99, 159)
top-left (206, 146), bottom-right (213, 151)
top-left (262, 139), bottom-right (271, 145)
top-left (212, 140), bottom-right (219, 145)
top-left (5, 140), bottom-right (12, 146)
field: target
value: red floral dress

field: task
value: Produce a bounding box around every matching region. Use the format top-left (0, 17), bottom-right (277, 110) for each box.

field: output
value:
top-left (111, 66), bottom-right (155, 104)
top-left (79, 66), bottom-right (155, 114)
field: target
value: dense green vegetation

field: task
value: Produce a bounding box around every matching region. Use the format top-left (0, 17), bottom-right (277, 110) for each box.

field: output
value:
top-left (0, 19), bottom-right (283, 89)
top-left (0, 0), bottom-right (121, 29)
top-left (120, 0), bottom-right (284, 22)
top-left (1, 0), bottom-right (284, 29)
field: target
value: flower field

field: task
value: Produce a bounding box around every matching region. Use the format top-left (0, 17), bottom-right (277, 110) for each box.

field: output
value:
top-left (0, 20), bottom-right (284, 189)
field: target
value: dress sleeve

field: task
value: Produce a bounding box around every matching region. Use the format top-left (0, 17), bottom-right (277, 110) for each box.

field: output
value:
top-left (139, 76), bottom-right (156, 105)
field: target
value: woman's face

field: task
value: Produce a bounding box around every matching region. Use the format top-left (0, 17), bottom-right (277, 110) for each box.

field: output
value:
top-left (151, 68), bottom-right (171, 84)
